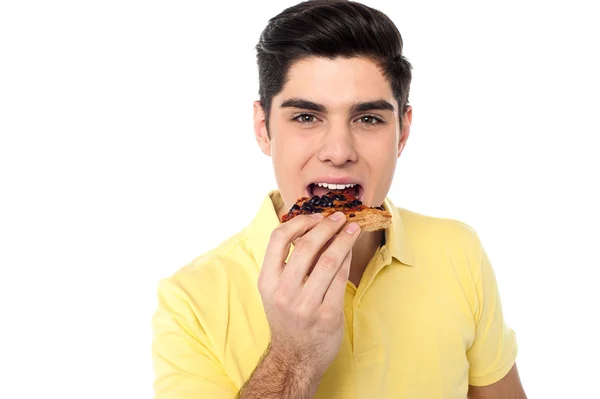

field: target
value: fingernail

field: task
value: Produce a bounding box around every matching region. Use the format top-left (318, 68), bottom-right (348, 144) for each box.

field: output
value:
top-left (310, 213), bottom-right (325, 219)
top-left (329, 211), bottom-right (344, 221)
top-left (345, 222), bottom-right (359, 234)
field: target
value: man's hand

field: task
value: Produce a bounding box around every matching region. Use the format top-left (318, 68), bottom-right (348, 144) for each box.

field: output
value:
top-left (239, 212), bottom-right (360, 398)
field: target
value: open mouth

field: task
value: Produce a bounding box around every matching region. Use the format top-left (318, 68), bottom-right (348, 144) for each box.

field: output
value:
top-left (308, 183), bottom-right (363, 201)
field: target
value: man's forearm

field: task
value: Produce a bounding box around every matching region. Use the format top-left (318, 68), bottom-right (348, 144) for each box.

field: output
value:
top-left (236, 344), bottom-right (323, 399)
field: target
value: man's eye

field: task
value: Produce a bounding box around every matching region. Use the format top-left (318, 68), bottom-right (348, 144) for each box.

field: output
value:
top-left (294, 114), bottom-right (317, 124)
top-left (357, 115), bottom-right (383, 124)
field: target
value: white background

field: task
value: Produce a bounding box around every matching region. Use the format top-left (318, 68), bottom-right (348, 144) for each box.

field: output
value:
top-left (1, 0), bottom-right (599, 398)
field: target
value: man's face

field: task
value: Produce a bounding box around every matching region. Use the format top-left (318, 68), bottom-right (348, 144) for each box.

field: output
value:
top-left (254, 56), bottom-right (411, 212)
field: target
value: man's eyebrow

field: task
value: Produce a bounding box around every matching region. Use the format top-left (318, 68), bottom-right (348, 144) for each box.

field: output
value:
top-left (280, 98), bottom-right (326, 113)
top-left (351, 100), bottom-right (395, 113)
top-left (279, 98), bottom-right (395, 113)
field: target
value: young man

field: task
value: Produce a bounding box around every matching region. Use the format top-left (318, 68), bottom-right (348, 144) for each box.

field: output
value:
top-left (152, 1), bottom-right (527, 398)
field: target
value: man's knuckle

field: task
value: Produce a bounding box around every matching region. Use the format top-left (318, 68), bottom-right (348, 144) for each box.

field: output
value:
top-left (293, 238), bottom-right (313, 254)
top-left (257, 276), bottom-right (266, 292)
top-left (257, 275), bottom-right (273, 294)
top-left (318, 254), bottom-right (338, 271)
top-left (320, 306), bottom-right (341, 323)
top-left (270, 227), bottom-right (286, 243)
top-left (273, 290), bottom-right (290, 308)
top-left (297, 303), bottom-right (314, 321)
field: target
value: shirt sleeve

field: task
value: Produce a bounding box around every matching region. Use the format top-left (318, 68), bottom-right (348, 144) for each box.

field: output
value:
top-left (466, 242), bottom-right (519, 387)
top-left (152, 277), bottom-right (238, 399)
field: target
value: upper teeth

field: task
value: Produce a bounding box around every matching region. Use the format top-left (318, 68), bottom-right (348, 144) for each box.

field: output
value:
top-left (315, 183), bottom-right (357, 190)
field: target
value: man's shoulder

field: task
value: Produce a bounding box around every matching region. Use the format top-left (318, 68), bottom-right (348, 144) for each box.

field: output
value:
top-left (159, 228), bottom-right (258, 299)
top-left (397, 206), bottom-right (480, 246)
top-left (153, 229), bottom-right (265, 348)
top-left (395, 206), bottom-right (484, 275)
top-left (395, 206), bottom-right (485, 298)
top-left (183, 230), bottom-right (253, 272)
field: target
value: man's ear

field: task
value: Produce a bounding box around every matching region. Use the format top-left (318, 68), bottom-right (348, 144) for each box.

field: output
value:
top-left (253, 101), bottom-right (271, 156)
top-left (398, 105), bottom-right (412, 157)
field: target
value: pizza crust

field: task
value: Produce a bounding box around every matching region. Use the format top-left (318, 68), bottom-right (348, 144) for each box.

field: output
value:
top-left (342, 208), bottom-right (392, 232)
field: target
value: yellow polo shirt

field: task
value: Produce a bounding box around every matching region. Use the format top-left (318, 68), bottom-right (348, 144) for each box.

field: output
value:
top-left (152, 191), bottom-right (518, 398)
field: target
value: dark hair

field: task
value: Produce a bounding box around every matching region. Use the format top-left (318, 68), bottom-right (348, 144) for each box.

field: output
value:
top-left (256, 0), bottom-right (412, 133)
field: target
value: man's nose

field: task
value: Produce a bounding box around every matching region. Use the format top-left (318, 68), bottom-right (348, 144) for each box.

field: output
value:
top-left (317, 122), bottom-right (358, 166)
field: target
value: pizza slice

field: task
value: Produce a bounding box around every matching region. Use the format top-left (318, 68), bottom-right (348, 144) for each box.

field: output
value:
top-left (281, 190), bottom-right (391, 232)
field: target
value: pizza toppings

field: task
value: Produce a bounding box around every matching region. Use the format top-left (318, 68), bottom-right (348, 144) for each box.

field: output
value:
top-left (282, 192), bottom-right (363, 222)
top-left (280, 190), bottom-right (392, 232)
